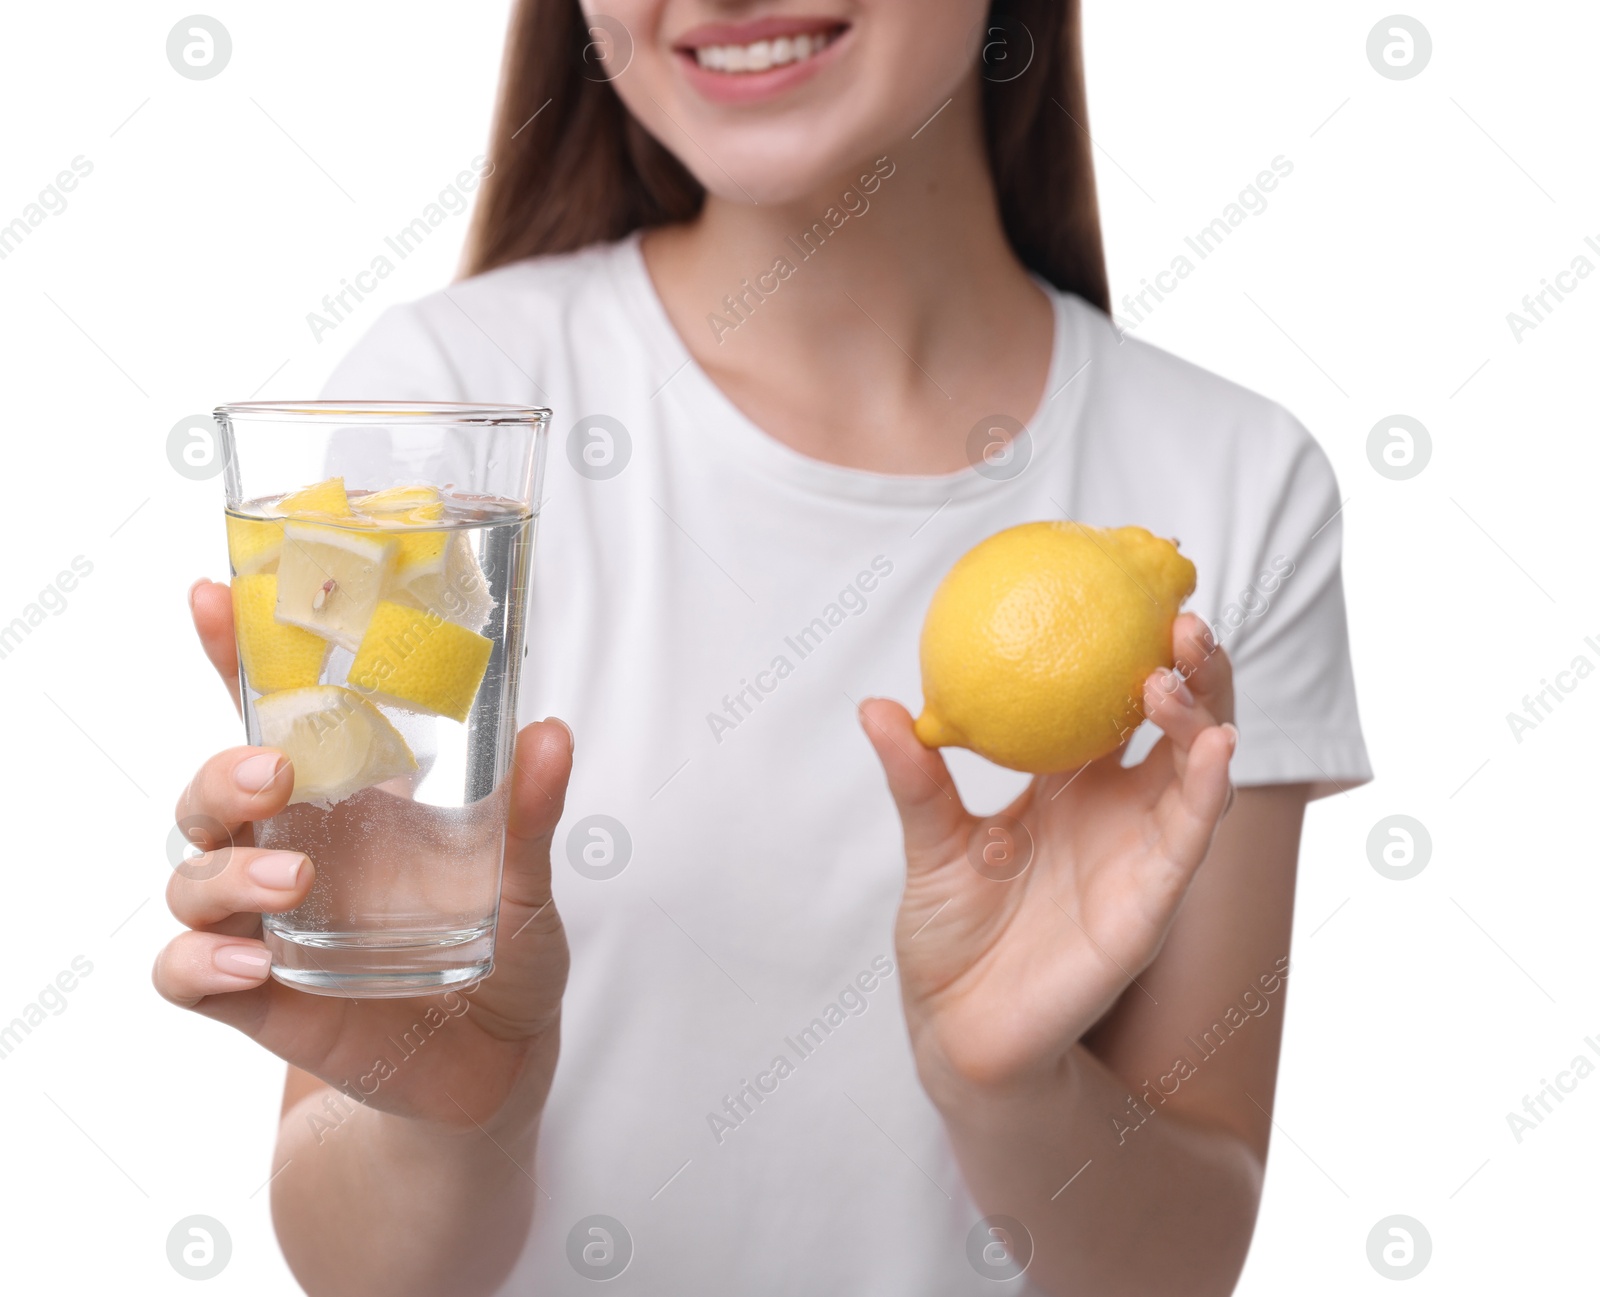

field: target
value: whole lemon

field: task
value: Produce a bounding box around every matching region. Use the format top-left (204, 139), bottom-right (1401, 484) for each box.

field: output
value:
top-left (913, 522), bottom-right (1196, 773)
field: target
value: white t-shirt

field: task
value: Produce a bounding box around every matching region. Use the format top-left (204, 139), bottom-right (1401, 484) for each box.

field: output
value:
top-left (322, 233), bottom-right (1370, 1295)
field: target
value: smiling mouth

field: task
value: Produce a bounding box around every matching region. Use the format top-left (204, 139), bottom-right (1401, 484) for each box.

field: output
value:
top-left (678, 22), bottom-right (848, 75)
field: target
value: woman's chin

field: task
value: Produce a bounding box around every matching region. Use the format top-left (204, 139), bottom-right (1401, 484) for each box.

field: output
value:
top-left (652, 108), bottom-right (898, 210)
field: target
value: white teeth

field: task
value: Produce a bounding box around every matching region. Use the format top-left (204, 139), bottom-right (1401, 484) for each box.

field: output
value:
top-left (693, 29), bottom-right (834, 73)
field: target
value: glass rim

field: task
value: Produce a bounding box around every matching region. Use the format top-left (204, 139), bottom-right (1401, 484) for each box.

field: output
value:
top-left (214, 400), bottom-right (551, 427)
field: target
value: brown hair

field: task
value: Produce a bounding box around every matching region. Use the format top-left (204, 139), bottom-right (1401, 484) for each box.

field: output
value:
top-left (463, 0), bottom-right (1108, 312)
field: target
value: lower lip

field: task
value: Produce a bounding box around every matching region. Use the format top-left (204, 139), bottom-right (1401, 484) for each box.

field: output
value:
top-left (675, 29), bottom-right (850, 106)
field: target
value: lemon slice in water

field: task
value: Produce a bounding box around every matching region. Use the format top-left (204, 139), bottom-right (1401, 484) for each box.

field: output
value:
top-left (226, 516), bottom-right (284, 575)
top-left (279, 476), bottom-right (352, 516)
top-left (275, 522), bottom-right (397, 650)
top-left (393, 532), bottom-right (496, 632)
top-left (349, 485), bottom-right (495, 630)
top-left (232, 573), bottom-right (326, 693)
top-left (348, 601), bottom-right (493, 723)
top-left (253, 685), bottom-right (417, 807)
top-left (355, 484), bottom-right (457, 597)
top-left (355, 485), bottom-right (445, 518)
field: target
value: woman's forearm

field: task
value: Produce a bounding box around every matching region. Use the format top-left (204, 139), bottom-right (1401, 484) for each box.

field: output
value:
top-left (934, 1044), bottom-right (1263, 1297)
top-left (270, 1089), bottom-right (545, 1297)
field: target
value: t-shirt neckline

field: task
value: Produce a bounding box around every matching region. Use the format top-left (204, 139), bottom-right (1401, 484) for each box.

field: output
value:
top-left (607, 229), bottom-right (1089, 507)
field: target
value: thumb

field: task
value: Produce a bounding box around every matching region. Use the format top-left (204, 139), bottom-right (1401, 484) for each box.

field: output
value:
top-left (858, 698), bottom-right (968, 864)
top-left (462, 719), bottom-right (572, 1038)
top-left (498, 718), bottom-right (574, 924)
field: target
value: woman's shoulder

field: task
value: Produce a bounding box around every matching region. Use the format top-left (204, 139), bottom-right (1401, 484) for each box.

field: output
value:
top-left (320, 239), bottom-right (637, 403)
top-left (1053, 291), bottom-right (1336, 500)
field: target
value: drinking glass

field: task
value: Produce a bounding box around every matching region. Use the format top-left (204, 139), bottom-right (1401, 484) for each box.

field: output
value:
top-left (212, 401), bottom-right (549, 997)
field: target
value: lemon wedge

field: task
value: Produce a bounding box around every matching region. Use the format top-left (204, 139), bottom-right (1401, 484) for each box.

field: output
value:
top-left (226, 515), bottom-right (284, 575)
top-left (279, 476), bottom-right (351, 516)
top-left (355, 485), bottom-right (446, 519)
top-left (354, 484), bottom-right (454, 590)
top-left (232, 573), bottom-right (327, 693)
top-left (393, 532), bottom-right (496, 632)
top-left (348, 601), bottom-right (493, 723)
top-left (253, 685), bottom-right (418, 807)
top-left (390, 527), bottom-right (450, 579)
top-left (275, 522), bottom-right (397, 651)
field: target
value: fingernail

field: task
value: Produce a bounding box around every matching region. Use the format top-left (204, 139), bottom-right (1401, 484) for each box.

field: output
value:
top-left (1221, 722), bottom-right (1239, 753)
top-left (1163, 668), bottom-right (1194, 706)
top-left (545, 717), bottom-right (574, 755)
top-left (235, 752), bottom-right (287, 794)
top-left (248, 851), bottom-right (304, 891)
top-left (213, 944), bottom-right (271, 977)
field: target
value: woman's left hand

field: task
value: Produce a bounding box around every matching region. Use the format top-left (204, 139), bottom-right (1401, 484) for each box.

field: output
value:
top-left (860, 613), bottom-right (1237, 1104)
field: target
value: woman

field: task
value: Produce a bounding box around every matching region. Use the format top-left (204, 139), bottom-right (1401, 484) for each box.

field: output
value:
top-left (158, 1), bottom-right (1368, 1293)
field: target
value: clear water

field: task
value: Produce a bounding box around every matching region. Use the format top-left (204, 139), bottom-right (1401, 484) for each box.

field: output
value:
top-left (230, 496), bottom-right (534, 998)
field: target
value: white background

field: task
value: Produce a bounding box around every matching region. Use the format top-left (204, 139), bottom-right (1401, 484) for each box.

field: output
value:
top-left (1, 2), bottom-right (1594, 1292)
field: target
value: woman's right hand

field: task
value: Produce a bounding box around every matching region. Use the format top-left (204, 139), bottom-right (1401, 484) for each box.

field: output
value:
top-left (154, 578), bottom-right (573, 1140)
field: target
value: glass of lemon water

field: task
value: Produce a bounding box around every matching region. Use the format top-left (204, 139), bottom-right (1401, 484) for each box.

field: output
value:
top-left (213, 402), bottom-right (549, 997)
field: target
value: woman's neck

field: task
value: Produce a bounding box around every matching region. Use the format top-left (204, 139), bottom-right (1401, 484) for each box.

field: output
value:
top-left (642, 78), bottom-right (1055, 475)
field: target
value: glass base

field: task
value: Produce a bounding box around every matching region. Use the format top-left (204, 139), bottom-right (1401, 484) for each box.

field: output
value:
top-left (263, 920), bottom-right (494, 999)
